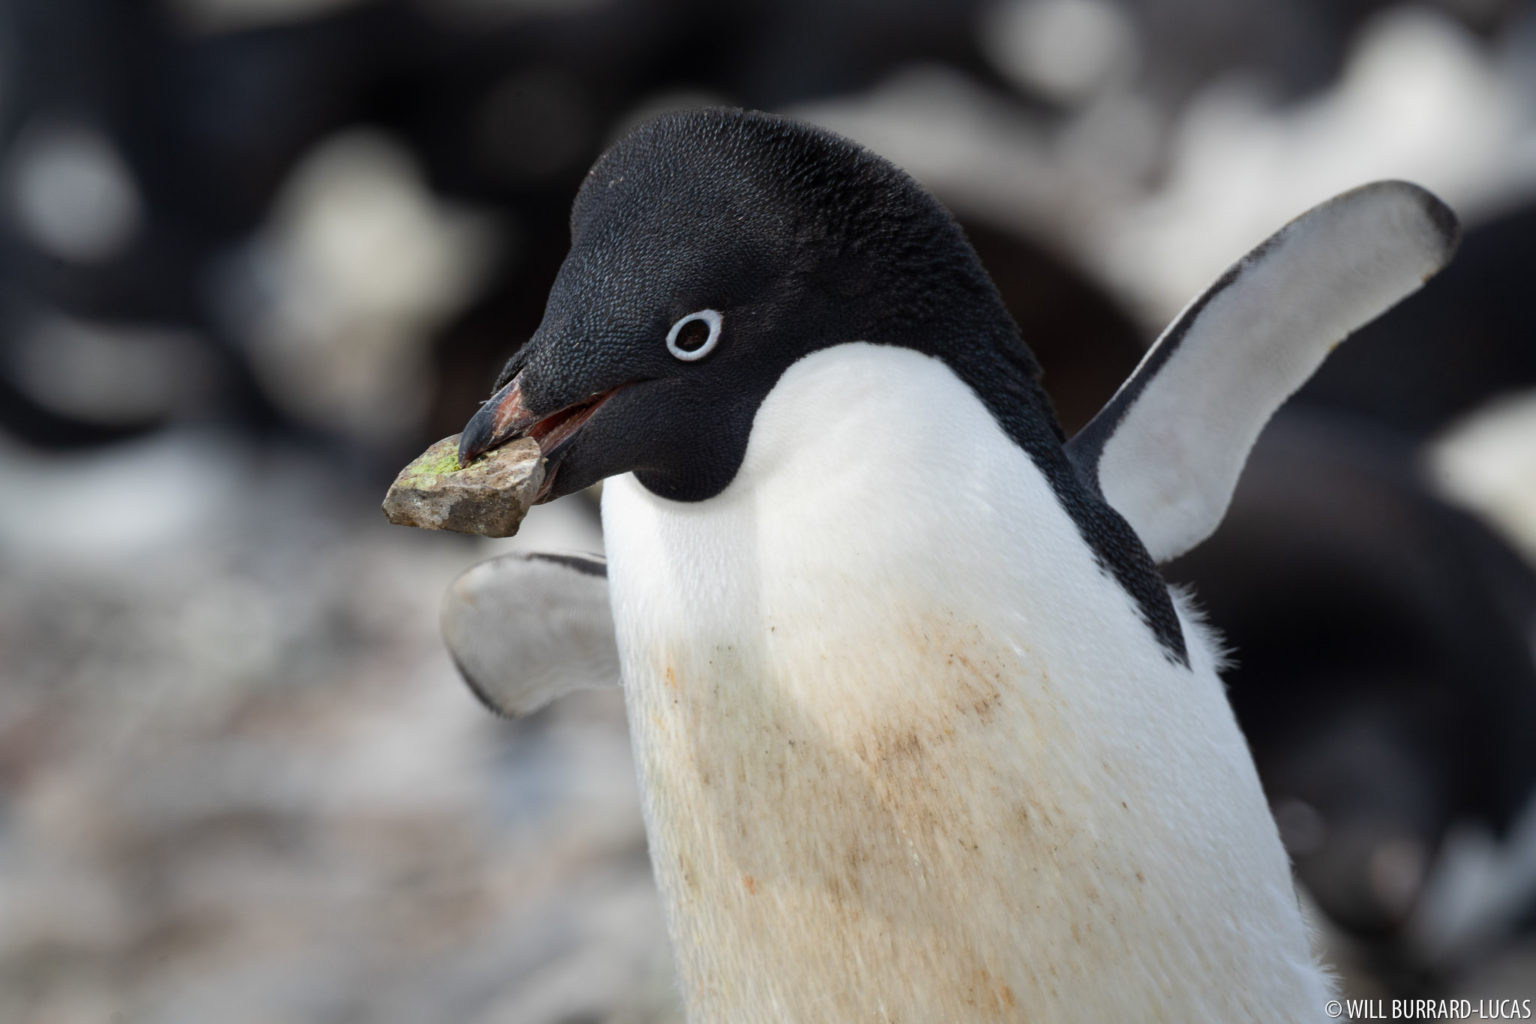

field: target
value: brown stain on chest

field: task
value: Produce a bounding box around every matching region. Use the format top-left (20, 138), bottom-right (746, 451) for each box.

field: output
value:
top-left (638, 609), bottom-right (1132, 1019)
top-left (657, 611), bottom-right (1073, 876)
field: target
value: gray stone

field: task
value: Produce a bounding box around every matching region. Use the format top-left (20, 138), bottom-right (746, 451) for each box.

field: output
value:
top-left (382, 434), bottom-right (543, 537)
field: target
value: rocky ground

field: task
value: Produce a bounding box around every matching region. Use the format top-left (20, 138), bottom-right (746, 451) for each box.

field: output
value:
top-left (0, 433), bottom-right (679, 1023)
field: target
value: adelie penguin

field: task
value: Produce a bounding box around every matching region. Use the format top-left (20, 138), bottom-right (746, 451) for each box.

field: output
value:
top-left (447, 108), bottom-right (1459, 1021)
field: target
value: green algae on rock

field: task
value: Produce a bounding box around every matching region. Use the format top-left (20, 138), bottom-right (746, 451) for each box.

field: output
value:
top-left (382, 434), bottom-right (544, 537)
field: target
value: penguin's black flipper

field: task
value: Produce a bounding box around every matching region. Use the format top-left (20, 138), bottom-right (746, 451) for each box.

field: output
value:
top-left (441, 552), bottom-right (619, 718)
top-left (1066, 181), bottom-right (1460, 564)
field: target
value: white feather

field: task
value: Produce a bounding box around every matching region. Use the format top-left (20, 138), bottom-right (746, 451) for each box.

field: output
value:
top-left (603, 343), bottom-right (1334, 1022)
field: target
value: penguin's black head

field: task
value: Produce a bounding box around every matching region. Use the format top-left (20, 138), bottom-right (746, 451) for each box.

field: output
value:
top-left (459, 107), bottom-right (1049, 502)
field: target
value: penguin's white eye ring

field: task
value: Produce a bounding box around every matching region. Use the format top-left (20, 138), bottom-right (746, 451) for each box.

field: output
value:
top-left (666, 309), bottom-right (722, 361)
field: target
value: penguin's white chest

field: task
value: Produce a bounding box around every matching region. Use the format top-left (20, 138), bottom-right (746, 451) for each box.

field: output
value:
top-left (602, 344), bottom-right (1329, 1023)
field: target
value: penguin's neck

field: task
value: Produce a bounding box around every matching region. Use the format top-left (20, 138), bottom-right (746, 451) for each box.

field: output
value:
top-left (601, 344), bottom-right (1331, 1023)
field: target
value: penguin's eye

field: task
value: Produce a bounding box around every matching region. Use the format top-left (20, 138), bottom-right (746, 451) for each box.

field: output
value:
top-left (666, 309), bottom-right (722, 361)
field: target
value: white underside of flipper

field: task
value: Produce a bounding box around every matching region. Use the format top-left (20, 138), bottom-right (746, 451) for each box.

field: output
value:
top-left (1069, 180), bottom-right (1459, 563)
top-left (604, 343), bottom-right (1333, 1022)
top-left (441, 552), bottom-right (618, 717)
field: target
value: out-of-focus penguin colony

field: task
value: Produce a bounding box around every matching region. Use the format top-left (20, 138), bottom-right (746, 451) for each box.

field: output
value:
top-left (3, 1), bottom-right (1536, 1020)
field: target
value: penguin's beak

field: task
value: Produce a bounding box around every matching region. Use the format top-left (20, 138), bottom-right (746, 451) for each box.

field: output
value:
top-left (458, 375), bottom-right (537, 465)
top-left (458, 373), bottom-right (618, 500)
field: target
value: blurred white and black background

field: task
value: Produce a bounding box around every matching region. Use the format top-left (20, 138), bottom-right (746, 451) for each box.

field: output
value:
top-left (3, 1), bottom-right (1536, 1021)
